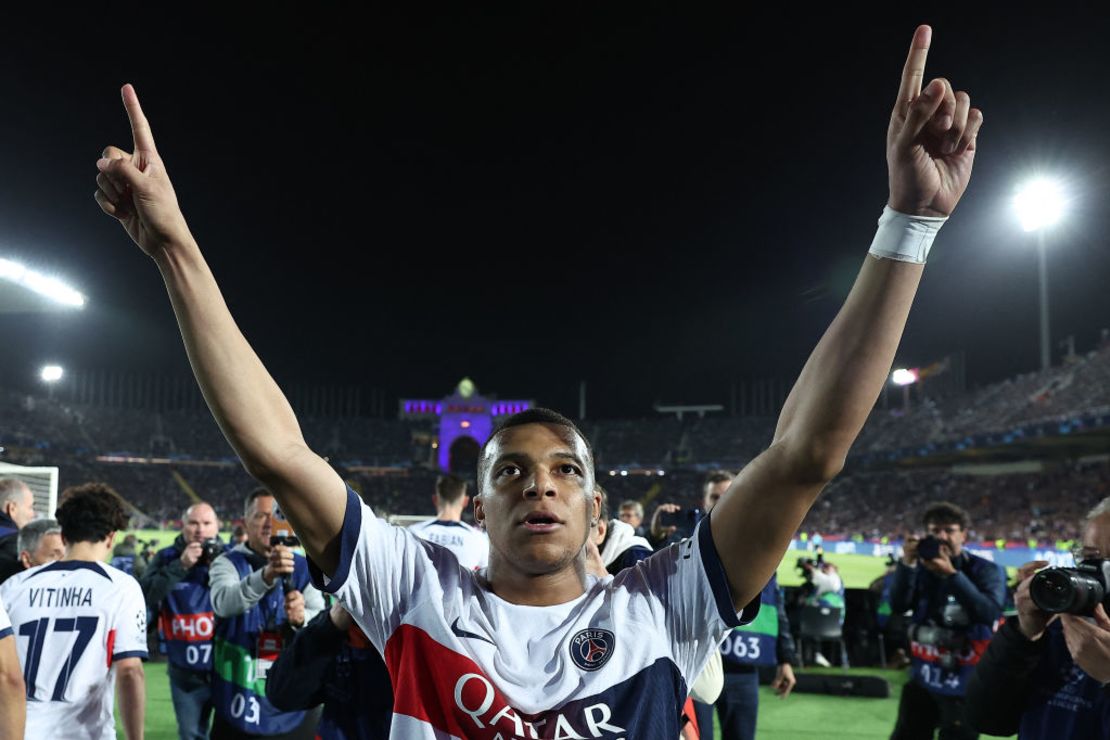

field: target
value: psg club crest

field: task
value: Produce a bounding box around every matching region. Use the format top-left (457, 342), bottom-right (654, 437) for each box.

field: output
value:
top-left (570, 629), bottom-right (615, 672)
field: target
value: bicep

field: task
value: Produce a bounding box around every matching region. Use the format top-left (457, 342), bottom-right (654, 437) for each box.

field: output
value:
top-left (709, 443), bottom-right (827, 610)
top-left (258, 445), bottom-right (348, 575)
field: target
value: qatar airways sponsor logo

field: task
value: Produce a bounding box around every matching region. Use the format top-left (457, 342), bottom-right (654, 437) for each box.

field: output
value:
top-left (454, 672), bottom-right (628, 739)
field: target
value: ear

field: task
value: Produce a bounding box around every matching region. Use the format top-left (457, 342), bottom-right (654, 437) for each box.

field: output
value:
top-left (432, 494), bottom-right (440, 509)
top-left (461, 494), bottom-right (470, 508)
top-left (105, 531), bottom-right (117, 549)
top-left (473, 496), bottom-right (485, 525)
top-left (19, 552), bottom-right (30, 569)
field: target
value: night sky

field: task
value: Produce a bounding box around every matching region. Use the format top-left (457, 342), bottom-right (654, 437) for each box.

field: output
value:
top-left (2, 6), bottom-right (1109, 418)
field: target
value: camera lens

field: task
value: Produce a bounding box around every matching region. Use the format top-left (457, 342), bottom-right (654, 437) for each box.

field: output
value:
top-left (1030, 568), bottom-right (1106, 615)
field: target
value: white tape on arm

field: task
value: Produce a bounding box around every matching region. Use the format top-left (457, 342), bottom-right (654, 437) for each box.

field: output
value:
top-left (868, 206), bottom-right (948, 264)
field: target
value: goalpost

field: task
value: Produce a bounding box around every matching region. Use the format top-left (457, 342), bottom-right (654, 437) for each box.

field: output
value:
top-left (0, 461), bottom-right (59, 518)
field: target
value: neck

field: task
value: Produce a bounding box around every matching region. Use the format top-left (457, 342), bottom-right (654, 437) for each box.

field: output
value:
top-left (436, 507), bottom-right (464, 522)
top-left (65, 541), bottom-right (110, 562)
top-left (247, 541), bottom-right (270, 557)
top-left (484, 551), bottom-right (589, 606)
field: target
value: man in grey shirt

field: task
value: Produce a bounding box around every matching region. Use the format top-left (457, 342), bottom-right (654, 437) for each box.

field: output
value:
top-left (208, 489), bottom-right (324, 739)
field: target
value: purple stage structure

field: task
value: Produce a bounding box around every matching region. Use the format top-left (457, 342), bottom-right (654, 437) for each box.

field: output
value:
top-left (400, 378), bottom-right (532, 472)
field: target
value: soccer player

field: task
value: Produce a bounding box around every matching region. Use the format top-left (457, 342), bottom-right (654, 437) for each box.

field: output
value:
top-left (95, 24), bottom-right (982, 736)
top-left (0, 591), bottom-right (26, 740)
top-left (0, 483), bottom-right (147, 740)
top-left (17, 518), bottom-right (65, 570)
top-left (409, 474), bottom-right (489, 570)
top-left (140, 502), bottom-right (223, 740)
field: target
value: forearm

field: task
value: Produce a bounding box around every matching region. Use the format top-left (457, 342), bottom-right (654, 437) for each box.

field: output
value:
top-left (774, 256), bottom-right (923, 478)
top-left (154, 244), bottom-right (344, 563)
top-left (209, 560), bottom-right (270, 617)
top-left (116, 663), bottom-right (146, 740)
top-left (0, 675), bottom-right (24, 740)
top-left (948, 570), bottom-right (1003, 623)
top-left (157, 243), bottom-right (302, 470)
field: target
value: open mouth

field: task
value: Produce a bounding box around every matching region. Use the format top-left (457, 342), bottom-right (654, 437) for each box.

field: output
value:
top-left (520, 511), bottom-right (563, 533)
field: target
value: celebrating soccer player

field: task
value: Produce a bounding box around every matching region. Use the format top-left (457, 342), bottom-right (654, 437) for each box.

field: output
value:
top-left (95, 24), bottom-right (981, 737)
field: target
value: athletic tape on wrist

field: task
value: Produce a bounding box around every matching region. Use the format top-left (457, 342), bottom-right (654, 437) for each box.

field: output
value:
top-left (868, 206), bottom-right (947, 264)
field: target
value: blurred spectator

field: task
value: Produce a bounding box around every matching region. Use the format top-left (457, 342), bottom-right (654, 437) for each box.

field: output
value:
top-left (0, 479), bottom-right (36, 583)
top-left (16, 519), bottom-right (64, 570)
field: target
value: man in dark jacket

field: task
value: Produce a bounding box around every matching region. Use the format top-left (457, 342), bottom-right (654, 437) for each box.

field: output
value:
top-left (890, 502), bottom-right (1006, 740)
top-left (965, 498), bottom-right (1110, 739)
top-left (140, 502), bottom-right (223, 740)
top-left (0, 479), bottom-right (36, 584)
top-left (266, 603), bottom-right (392, 739)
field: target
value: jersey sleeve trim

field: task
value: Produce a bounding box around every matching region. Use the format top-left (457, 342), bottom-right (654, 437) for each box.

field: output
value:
top-left (697, 515), bottom-right (760, 629)
top-left (0, 627), bottom-right (11, 640)
top-left (112, 650), bottom-right (149, 662)
top-left (307, 486), bottom-right (363, 595)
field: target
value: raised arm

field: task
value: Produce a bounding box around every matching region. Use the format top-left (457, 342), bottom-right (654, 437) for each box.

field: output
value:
top-left (95, 86), bottom-right (347, 574)
top-left (711, 26), bottom-right (983, 610)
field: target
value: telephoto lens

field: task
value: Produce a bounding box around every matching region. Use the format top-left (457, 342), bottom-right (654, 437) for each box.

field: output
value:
top-left (1029, 561), bottom-right (1110, 616)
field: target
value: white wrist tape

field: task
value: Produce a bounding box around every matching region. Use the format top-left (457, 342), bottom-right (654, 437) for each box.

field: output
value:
top-left (868, 206), bottom-right (947, 264)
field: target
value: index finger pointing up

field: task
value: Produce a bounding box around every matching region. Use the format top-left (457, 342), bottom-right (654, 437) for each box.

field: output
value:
top-left (121, 83), bottom-right (158, 155)
top-left (895, 25), bottom-right (932, 115)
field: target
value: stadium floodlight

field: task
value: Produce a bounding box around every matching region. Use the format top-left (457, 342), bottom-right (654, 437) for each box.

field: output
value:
top-left (1013, 178), bottom-right (1066, 233)
top-left (0, 257), bottom-right (86, 308)
top-left (1013, 177), bottom-right (1067, 371)
top-left (891, 368), bottom-right (918, 386)
top-left (40, 365), bottom-right (64, 383)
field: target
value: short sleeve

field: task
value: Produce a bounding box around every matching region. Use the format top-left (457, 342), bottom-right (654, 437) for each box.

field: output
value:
top-left (111, 576), bottom-right (149, 661)
top-left (0, 592), bottom-right (10, 639)
top-left (307, 487), bottom-right (459, 651)
top-left (618, 514), bottom-right (760, 684)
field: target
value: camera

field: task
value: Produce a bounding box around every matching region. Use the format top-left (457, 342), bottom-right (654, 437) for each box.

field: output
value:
top-left (269, 534), bottom-right (301, 548)
top-left (1030, 558), bottom-right (1110, 616)
top-left (796, 551), bottom-right (825, 575)
top-left (916, 534), bottom-right (946, 561)
top-left (197, 537), bottom-right (223, 566)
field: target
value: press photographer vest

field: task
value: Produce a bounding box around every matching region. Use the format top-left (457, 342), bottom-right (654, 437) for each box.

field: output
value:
top-left (154, 542), bottom-right (221, 672)
top-left (720, 577), bottom-right (780, 668)
top-left (212, 545), bottom-right (312, 736)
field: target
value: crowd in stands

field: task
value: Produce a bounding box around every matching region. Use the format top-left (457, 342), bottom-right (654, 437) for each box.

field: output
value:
top-left (3, 341), bottom-right (1110, 542)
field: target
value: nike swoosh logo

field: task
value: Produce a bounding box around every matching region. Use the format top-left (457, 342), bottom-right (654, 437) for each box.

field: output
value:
top-left (450, 616), bottom-right (497, 646)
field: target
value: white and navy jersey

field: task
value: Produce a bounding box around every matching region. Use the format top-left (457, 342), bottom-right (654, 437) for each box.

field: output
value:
top-left (310, 487), bottom-right (758, 739)
top-left (409, 517), bottom-right (490, 570)
top-left (0, 592), bottom-right (11, 639)
top-left (0, 560), bottom-right (149, 740)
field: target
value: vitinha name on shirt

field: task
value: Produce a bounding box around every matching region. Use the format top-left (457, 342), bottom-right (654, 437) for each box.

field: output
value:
top-left (28, 586), bottom-right (94, 608)
top-left (454, 673), bottom-right (628, 739)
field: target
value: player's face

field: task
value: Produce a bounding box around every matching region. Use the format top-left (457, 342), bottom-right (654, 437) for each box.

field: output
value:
top-left (703, 480), bottom-right (730, 514)
top-left (1082, 513), bottom-right (1110, 557)
top-left (245, 496), bottom-right (275, 554)
top-left (476, 423), bottom-right (599, 575)
top-left (182, 504), bottom-right (219, 543)
top-left (30, 532), bottom-right (65, 567)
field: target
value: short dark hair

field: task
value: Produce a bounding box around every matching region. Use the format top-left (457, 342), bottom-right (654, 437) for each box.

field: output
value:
top-left (477, 408), bottom-right (594, 491)
top-left (435, 474), bottom-right (468, 505)
top-left (704, 470), bottom-right (734, 488)
top-left (55, 483), bottom-right (129, 544)
top-left (244, 487), bottom-right (273, 518)
top-left (923, 502), bottom-right (970, 530)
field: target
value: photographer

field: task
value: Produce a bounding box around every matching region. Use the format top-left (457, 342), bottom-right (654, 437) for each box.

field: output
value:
top-left (966, 498), bottom-right (1110, 739)
top-left (890, 502), bottom-right (1005, 740)
top-left (140, 501), bottom-right (224, 740)
top-left (209, 489), bottom-right (324, 739)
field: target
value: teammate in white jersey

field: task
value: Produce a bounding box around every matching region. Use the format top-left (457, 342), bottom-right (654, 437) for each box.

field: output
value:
top-left (409, 474), bottom-right (489, 570)
top-left (0, 484), bottom-right (147, 740)
top-left (0, 591), bottom-right (26, 740)
top-left (96, 24), bottom-right (982, 737)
